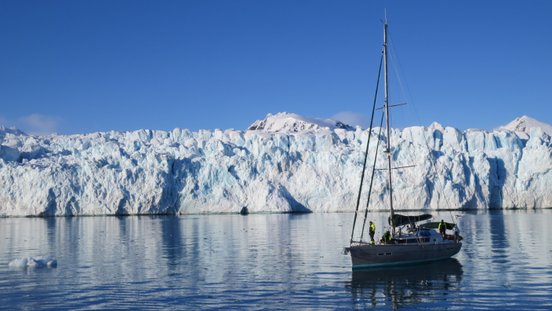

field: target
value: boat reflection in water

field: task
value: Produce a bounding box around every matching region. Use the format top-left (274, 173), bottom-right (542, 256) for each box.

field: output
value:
top-left (347, 259), bottom-right (463, 309)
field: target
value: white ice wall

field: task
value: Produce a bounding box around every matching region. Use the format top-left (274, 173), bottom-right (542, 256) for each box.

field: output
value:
top-left (0, 120), bottom-right (551, 216)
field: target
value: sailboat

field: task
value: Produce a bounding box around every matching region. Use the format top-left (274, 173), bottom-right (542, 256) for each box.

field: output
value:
top-left (344, 19), bottom-right (462, 269)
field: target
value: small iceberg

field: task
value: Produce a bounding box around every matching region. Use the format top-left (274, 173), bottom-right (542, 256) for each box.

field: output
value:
top-left (8, 256), bottom-right (57, 269)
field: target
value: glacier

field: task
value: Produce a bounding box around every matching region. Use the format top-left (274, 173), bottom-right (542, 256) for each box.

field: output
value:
top-left (0, 113), bottom-right (551, 216)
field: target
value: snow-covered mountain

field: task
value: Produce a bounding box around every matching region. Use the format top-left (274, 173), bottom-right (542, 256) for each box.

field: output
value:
top-left (0, 114), bottom-right (551, 216)
top-left (0, 126), bottom-right (27, 137)
top-left (497, 115), bottom-right (552, 136)
top-left (247, 112), bottom-right (355, 132)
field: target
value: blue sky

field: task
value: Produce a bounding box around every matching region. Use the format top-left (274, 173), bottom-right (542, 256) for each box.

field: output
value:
top-left (1, 1), bottom-right (551, 134)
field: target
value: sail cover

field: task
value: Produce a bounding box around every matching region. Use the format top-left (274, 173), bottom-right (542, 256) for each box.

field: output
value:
top-left (388, 214), bottom-right (432, 227)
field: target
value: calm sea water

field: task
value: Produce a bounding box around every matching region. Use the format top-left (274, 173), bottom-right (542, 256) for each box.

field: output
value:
top-left (1, 210), bottom-right (551, 310)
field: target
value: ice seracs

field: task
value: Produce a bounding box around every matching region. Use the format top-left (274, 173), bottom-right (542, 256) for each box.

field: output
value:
top-left (0, 114), bottom-right (551, 216)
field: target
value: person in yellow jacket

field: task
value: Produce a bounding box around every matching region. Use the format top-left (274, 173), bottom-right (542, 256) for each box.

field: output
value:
top-left (438, 219), bottom-right (446, 238)
top-left (369, 221), bottom-right (376, 244)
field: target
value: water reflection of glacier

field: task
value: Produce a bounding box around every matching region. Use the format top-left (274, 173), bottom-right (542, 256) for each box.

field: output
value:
top-left (347, 259), bottom-right (463, 309)
top-left (0, 210), bottom-right (551, 309)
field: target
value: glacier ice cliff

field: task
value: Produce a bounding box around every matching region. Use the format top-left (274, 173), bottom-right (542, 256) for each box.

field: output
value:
top-left (0, 113), bottom-right (551, 216)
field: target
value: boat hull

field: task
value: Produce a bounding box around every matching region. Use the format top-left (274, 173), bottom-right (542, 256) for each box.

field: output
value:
top-left (348, 242), bottom-right (462, 269)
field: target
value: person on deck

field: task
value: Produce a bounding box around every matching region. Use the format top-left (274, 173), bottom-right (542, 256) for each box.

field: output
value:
top-left (381, 230), bottom-right (391, 244)
top-left (438, 219), bottom-right (446, 238)
top-left (369, 221), bottom-right (376, 244)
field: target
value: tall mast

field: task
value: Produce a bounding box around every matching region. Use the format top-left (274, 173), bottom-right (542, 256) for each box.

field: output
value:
top-left (383, 20), bottom-right (396, 236)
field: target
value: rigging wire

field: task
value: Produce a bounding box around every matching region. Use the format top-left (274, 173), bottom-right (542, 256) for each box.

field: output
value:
top-left (359, 113), bottom-right (384, 242)
top-left (349, 54), bottom-right (384, 245)
top-left (387, 28), bottom-right (459, 229)
top-left (387, 31), bottom-right (410, 117)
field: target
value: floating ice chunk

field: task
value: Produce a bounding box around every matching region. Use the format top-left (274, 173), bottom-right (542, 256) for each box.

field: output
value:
top-left (8, 256), bottom-right (57, 269)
